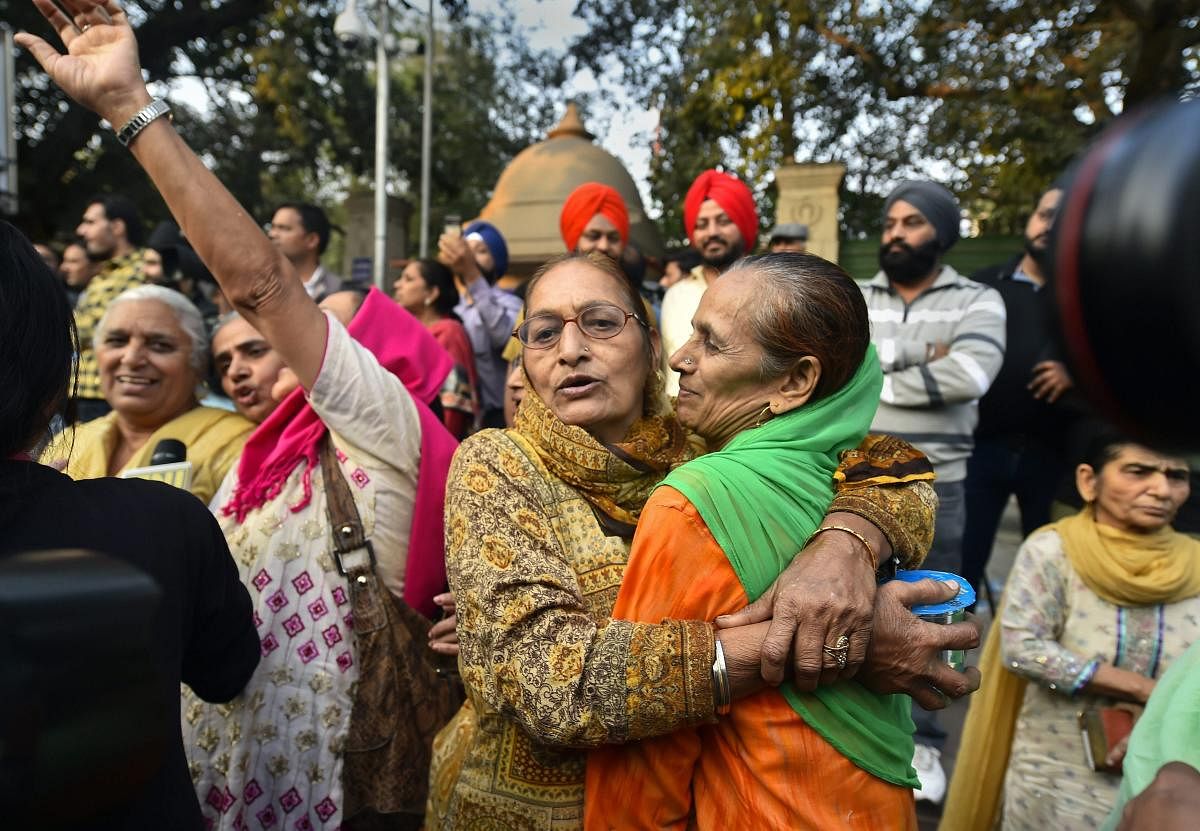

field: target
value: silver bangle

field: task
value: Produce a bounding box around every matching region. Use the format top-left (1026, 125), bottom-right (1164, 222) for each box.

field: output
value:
top-left (115, 98), bottom-right (172, 148)
top-left (712, 637), bottom-right (732, 716)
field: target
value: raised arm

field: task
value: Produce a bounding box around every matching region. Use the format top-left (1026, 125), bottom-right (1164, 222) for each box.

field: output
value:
top-left (18, 0), bottom-right (326, 388)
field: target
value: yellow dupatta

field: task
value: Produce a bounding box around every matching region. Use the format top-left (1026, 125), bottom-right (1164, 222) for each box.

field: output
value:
top-left (940, 507), bottom-right (1200, 831)
top-left (57, 405), bottom-right (253, 505)
top-left (512, 386), bottom-right (699, 537)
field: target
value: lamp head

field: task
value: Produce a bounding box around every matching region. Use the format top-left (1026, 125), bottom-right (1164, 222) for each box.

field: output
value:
top-left (334, 0), bottom-right (371, 49)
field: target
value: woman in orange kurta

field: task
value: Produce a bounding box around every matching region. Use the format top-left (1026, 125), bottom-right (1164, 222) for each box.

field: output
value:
top-left (586, 255), bottom-right (920, 830)
top-left (586, 490), bottom-right (917, 830)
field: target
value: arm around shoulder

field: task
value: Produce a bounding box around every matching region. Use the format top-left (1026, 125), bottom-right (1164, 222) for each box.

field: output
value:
top-left (446, 432), bottom-right (715, 748)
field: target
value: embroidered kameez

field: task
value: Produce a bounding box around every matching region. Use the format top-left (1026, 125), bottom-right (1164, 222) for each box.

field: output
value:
top-left (999, 528), bottom-right (1200, 830)
top-left (183, 318), bottom-right (422, 830)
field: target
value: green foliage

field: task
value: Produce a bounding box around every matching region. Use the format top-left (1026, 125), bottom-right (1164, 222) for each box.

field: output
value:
top-left (8, 0), bottom-right (569, 250)
top-left (571, 0), bottom-right (1200, 240)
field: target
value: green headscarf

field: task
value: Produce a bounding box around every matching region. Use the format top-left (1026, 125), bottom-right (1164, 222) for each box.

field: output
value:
top-left (659, 346), bottom-right (918, 787)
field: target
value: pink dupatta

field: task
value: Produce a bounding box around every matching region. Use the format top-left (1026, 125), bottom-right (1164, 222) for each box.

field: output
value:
top-left (223, 288), bottom-right (458, 619)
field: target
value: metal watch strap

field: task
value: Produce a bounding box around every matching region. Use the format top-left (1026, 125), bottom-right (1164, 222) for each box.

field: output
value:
top-left (115, 99), bottom-right (172, 148)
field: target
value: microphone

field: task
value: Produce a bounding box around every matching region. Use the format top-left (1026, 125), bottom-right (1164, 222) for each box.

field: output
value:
top-left (120, 439), bottom-right (193, 491)
top-left (149, 439), bottom-right (187, 466)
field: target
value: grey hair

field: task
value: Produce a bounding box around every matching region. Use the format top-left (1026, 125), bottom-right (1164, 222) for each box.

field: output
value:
top-left (210, 310), bottom-right (245, 343)
top-left (726, 252), bottom-right (870, 402)
top-left (95, 284), bottom-right (210, 375)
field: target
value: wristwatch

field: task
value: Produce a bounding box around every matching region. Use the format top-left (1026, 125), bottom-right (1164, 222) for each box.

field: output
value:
top-left (116, 99), bottom-right (172, 148)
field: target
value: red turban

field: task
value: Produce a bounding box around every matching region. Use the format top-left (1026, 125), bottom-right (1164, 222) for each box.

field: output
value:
top-left (683, 170), bottom-right (758, 251)
top-left (560, 183), bottom-right (630, 251)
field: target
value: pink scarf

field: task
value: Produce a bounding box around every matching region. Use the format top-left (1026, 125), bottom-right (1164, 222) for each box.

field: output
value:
top-left (223, 288), bottom-right (458, 619)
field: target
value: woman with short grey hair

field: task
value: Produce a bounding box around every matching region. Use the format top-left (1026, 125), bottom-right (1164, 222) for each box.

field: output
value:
top-left (46, 285), bottom-right (253, 504)
top-left (97, 284), bottom-right (211, 376)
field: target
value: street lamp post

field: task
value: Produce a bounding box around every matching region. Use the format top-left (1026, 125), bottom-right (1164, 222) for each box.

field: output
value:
top-left (371, 0), bottom-right (390, 289)
top-left (418, 0), bottom-right (433, 257)
top-left (334, 0), bottom-right (434, 283)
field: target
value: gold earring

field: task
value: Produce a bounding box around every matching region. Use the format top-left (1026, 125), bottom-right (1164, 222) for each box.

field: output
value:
top-left (755, 403), bottom-right (774, 427)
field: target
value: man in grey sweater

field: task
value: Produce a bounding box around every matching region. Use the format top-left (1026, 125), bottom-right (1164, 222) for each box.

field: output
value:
top-left (860, 180), bottom-right (1006, 803)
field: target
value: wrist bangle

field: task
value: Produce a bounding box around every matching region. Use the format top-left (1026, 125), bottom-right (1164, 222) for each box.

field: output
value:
top-left (115, 98), bottom-right (172, 148)
top-left (808, 524), bottom-right (879, 572)
top-left (711, 637), bottom-right (732, 716)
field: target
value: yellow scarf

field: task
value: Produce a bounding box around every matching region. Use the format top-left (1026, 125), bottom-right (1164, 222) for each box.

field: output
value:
top-left (940, 508), bottom-right (1200, 831)
top-left (57, 405), bottom-right (253, 506)
top-left (1059, 505), bottom-right (1200, 605)
top-left (513, 386), bottom-right (700, 537)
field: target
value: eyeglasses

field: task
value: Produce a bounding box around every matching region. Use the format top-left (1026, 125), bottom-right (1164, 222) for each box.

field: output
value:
top-left (514, 303), bottom-right (644, 349)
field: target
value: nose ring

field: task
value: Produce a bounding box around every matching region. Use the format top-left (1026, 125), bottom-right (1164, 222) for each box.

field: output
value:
top-left (681, 357), bottom-right (695, 366)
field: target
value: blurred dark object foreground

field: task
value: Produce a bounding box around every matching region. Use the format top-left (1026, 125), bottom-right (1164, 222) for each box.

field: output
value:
top-left (1053, 97), bottom-right (1200, 451)
top-left (0, 550), bottom-right (164, 828)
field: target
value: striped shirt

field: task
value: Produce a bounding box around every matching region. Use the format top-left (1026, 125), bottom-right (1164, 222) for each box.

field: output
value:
top-left (860, 265), bottom-right (1006, 482)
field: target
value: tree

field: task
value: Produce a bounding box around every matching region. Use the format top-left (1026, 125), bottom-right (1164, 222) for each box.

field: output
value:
top-left (7, 0), bottom-right (569, 249)
top-left (570, 0), bottom-right (1200, 238)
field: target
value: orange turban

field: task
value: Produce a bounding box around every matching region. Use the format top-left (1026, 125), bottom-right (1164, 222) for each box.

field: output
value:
top-left (683, 170), bottom-right (758, 251)
top-left (560, 183), bottom-right (630, 251)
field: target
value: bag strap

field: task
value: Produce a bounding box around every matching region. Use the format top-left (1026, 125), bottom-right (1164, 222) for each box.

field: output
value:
top-left (319, 436), bottom-right (375, 576)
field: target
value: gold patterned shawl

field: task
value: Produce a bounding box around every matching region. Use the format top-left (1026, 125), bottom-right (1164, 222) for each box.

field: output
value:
top-left (513, 387), bottom-right (701, 537)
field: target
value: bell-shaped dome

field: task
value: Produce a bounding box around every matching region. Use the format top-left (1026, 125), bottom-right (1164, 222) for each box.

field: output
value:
top-left (479, 103), bottom-right (664, 275)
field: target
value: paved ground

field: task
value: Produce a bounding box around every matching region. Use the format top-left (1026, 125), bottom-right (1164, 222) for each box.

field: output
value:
top-left (917, 496), bottom-right (1023, 830)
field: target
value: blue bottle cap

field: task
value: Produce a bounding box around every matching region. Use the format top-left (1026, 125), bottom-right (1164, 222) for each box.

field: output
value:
top-left (891, 569), bottom-right (975, 615)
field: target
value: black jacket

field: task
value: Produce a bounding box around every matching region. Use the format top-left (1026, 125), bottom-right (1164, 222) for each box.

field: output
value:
top-left (970, 255), bottom-right (1080, 442)
top-left (0, 461), bottom-right (259, 830)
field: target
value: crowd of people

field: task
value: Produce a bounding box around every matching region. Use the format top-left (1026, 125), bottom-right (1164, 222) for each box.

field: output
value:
top-left (4, 1), bottom-right (1198, 829)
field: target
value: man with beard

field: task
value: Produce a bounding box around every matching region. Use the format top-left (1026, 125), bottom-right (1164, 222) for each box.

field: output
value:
top-left (72, 193), bottom-right (149, 422)
top-left (660, 169), bottom-right (758, 394)
top-left (861, 180), bottom-right (1005, 803)
top-left (962, 186), bottom-right (1077, 601)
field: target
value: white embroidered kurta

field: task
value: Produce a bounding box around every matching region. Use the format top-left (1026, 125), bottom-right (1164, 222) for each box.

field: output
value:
top-left (184, 316), bottom-right (421, 830)
top-left (999, 528), bottom-right (1200, 831)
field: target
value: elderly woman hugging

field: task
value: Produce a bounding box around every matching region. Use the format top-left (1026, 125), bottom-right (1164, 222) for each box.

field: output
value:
top-left (586, 253), bottom-right (926, 829)
top-left (429, 251), bottom-right (980, 830)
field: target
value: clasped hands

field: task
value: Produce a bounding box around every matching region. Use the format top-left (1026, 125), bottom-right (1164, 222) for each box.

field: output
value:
top-left (716, 530), bottom-right (982, 710)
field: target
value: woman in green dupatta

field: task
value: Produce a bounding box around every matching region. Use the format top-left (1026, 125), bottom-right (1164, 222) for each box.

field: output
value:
top-left (587, 253), bottom-right (924, 829)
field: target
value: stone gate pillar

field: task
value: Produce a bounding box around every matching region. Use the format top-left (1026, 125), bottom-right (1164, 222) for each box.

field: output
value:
top-left (774, 162), bottom-right (846, 264)
top-left (342, 192), bottom-right (412, 289)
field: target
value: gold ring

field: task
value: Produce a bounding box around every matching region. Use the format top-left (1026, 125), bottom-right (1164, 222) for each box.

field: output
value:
top-left (823, 634), bottom-right (850, 669)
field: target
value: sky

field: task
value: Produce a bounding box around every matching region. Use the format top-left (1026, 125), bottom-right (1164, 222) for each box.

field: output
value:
top-left (469, 0), bottom-right (660, 211)
top-left (163, 0), bottom-right (659, 210)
